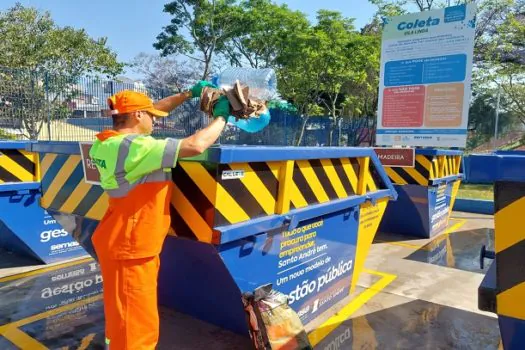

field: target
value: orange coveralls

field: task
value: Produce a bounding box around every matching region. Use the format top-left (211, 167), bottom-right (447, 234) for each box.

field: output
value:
top-left (90, 130), bottom-right (180, 349)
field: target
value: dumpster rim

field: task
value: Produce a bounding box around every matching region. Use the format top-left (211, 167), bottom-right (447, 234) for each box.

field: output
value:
top-left (27, 141), bottom-right (80, 155)
top-left (0, 141), bottom-right (37, 150)
top-left (430, 174), bottom-right (464, 186)
top-left (216, 189), bottom-right (394, 244)
top-left (415, 149), bottom-right (463, 156)
top-left (0, 182), bottom-right (40, 192)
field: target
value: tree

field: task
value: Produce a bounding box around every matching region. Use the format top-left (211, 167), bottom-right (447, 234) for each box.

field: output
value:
top-left (132, 53), bottom-right (203, 94)
top-left (154, 0), bottom-right (239, 80)
top-left (0, 3), bottom-right (123, 76)
top-left (275, 24), bottom-right (326, 146)
top-left (466, 91), bottom-right (519, 150)
top-left (476, 0), bottom-right (525, 125)
top-left (310, 10), bottom-right (358, 146)
top-left (217, 0), bottom-right (309, 68)
top-left (0, 3), bottom-right (123, 140)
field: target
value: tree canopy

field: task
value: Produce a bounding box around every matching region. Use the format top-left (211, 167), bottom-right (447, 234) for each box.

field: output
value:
top-left (0, 3), bottom-right (124, 139)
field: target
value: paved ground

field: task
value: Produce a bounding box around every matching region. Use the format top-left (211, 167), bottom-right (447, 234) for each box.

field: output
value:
top-left (0, 212), bottom-right (501, 349)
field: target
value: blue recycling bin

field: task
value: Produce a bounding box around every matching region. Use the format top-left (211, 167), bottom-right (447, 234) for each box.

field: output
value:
top-left (380, 149), bottom-right (463, 238)
top-left (0, 142), bottom-right (88, 264)
top-left (29, 142), bottom-right (398, 336)
top-left (478, 154), bottom-right (525, 349)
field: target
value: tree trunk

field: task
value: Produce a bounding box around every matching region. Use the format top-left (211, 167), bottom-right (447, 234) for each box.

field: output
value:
top-left (328, 96), bottom-right (338, 146)
top-left (296, 116), bottom-right (309, 146)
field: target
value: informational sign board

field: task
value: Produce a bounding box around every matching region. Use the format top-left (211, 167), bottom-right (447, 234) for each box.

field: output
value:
top-left (376, 4), bottom-right (477, 148)
top-left (374, 148), bottom-right (415, 167)
top-left (79, 142), bottom-right (101, 185)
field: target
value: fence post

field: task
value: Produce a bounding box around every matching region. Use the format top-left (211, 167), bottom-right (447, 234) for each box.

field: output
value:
top-left (44, 71), bottom-right (51, 141)
top-left (284, 113), bottom-right (289, 146)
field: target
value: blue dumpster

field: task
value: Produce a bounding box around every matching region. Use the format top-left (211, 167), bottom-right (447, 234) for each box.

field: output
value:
top-left (29, 143), bottom-right (397, 337)
top-left (478, 155), bottom-right (525, 350)
top-left (0, 142), bottom-right (87, 264)
top-left (380, 149), bottom-right (463, 238)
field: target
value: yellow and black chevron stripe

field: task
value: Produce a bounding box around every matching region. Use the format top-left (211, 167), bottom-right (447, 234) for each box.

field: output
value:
top-left (40, 153), bottom-right (108, 220)
top-left (494, 181), bottom-right (525, 321)
top-left (170, 157), bottom-right (386, 243)
top-left (170, 161), bottom-right (281, 243)
top-left (385, 154), bottom-right (462, 186)
top-left (0, 149), bottom-right (39, 183)
top-left (38, 153), bottom-right (388, 245)
top-left (289, 157), bottom-right (385, 210)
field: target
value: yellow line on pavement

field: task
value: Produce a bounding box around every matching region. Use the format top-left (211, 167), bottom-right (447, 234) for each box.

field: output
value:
top-left (0, 295), bottom-right (102, 332)
top-left (443, 219), bottom-right (467, 237)
top-left (1, 328), bottom-right (47, 349)
top-left (308, 269), bottom-right (397, 347)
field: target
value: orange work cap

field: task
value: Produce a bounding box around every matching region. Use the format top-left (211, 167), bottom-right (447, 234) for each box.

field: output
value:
top-left (107, 90), bottom-right (169, 117)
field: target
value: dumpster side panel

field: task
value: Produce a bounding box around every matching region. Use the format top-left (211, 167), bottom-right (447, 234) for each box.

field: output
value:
top-left (384, 154), bottom-right (433, 186)
top-left (40, 153), bottom-right (108, 221)
top-left (0, 148), bottom-right (39, 183)
top-left (0, 219), bottom-right (41, 261)
top-left (350, 198), bottom-right (389, 294)
top-left (157, 236), bottom-right (248, 335)
top-left (428, 183), bottom-right (453, 237)
top-left (170, 162), bottom-right (218, 242)
top-left (499, 316), bottom-right (525, 350)
top-left (216, 162), bottom-right (280, 225)
top-left (350, 198), bottom-right (389, 293)
top-left (49, 210), bottom-right (100, 259)
top-left (218, 208), bottom-right (358, 326)
top-left (290, 158), bottom-right (359, 210)
top-left (379, 184), bottom-right (429, 237)
top-left (495, 181), bottom-right (525, 321)
top-left (0, 190), bottom-right (87, 263)
top-left (448, 179), bottom-right (462, 218)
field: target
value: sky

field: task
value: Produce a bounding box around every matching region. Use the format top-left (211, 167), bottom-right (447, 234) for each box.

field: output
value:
top-left (0, 0), bottom-right (377, 78)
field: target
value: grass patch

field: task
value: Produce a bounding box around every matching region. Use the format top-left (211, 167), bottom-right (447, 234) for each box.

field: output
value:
top-left (457, 183), bottom-right (494, 200)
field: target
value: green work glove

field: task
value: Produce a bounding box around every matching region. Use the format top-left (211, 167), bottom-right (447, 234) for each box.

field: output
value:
top-left (212, 95), bottom-right (230, 119)
top-left (190, 80), bottom-right (216, 98)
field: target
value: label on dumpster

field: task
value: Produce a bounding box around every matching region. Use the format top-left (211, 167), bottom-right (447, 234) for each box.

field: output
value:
top-left (79, 142), bottom-right (101, 185)
top-left (40, 210), bottom-right (85, 258)
top-left (219, 210), bottom-right (358, 326)
top-left (374, 147), bottom-right (415, 167)
top-left (428, 183), bottom-right (452, 235)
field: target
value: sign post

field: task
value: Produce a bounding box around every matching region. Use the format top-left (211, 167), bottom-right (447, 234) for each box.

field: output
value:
top-left (376, 4), bottom-right (476, 148)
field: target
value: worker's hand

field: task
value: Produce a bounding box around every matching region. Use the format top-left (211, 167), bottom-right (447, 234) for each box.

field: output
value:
top-left (212, 96), bottom-right (230, 118)
top-left (190, 81), bottom-right (216, 98)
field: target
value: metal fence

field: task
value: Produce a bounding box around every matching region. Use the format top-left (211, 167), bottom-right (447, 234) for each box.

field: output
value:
top-left (2, 66), bottom-right (522, 151)
top-left (0, 66), bottom-right (375, 146)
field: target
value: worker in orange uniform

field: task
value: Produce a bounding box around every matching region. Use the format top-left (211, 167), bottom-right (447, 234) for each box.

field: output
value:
top-left (89, 82), bottom-right (229, 349)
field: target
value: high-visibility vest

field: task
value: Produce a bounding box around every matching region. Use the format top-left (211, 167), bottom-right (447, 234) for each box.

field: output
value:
top-left (89, 129), bottom-right (181, 260)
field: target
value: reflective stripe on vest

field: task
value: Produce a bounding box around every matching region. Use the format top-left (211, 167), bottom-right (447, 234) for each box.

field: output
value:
top-left (91, 133), bottom-right (180, 198)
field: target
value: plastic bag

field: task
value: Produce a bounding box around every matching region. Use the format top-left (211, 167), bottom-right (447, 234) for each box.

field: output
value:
top-left (243, 284), bottom-right (313, 350)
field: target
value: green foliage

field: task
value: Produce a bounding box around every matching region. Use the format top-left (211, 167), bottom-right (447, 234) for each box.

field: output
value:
top-left (217, 0), bottom-right (310, 68)
top-left (0, 3), bottom-right (123, 76)
top-left (0, 129), bottom-right (15, 140)
top-left (154, 0), bottom-right (240, 79)
top-left (0, 3), bottom-right (124, 140)
top-left (474, 0), bottom-right (525, 125)
top-left (466, 90), bottom-right (521, 150)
